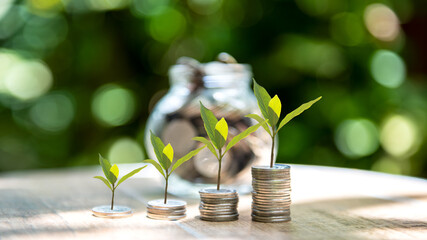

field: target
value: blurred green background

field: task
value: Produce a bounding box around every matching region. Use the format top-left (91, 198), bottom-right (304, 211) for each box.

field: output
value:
top-left (0, 0), bottom-right (426, 177)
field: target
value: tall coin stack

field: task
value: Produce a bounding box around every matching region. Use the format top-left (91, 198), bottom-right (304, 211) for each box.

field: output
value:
top-left (147, 199), bottom-right (186, 221)
top-left (251, 164), bottom-right (291, 222)
top-left (199, 188), bottom-right (239, 222)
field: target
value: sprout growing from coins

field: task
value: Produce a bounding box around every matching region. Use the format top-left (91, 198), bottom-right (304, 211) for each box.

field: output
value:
top-left (247, 80), bottom-right (322, 168)
top-left (194, 102), bottom-right (265, 190)
top-left (144, 131), bottom-right (206, 204)
top-left (94, 154), bottom-right (146, 210)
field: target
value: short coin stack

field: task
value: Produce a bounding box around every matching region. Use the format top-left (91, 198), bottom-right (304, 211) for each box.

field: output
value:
top-left (147, 199), bottom-right (186, 221)
top-left (199, 188), bottom-right (239, 222)
top-left (251, 164), bottom-right (291, 222)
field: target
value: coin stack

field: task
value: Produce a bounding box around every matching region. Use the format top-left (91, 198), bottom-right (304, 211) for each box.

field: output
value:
top-left (199, 188), bottom-right (239, 222)
top-left (146, 199), bottom-right (186, 221)
top-left (251, 164), bottom-right (291, 222)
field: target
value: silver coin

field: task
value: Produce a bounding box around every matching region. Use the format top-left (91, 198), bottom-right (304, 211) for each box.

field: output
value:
top-left (200, 202), bottom-right (238, 207)
top-left (252, 215), bottom-right (291, 223)
top-left (147, 207), bottom-right (186, 212)
top-left (251, 193), bottom-right (291, 198)
top-left (252, 165), bottom-right (290, 171)
top-left (200, 214), bottom-right (239, 222)
top-left (147, 199), bottom-right (187, 210)
top-left (199, 211), bottom-right (239, 216)
top-left (147, 213), bottom-right (186, 221)
top-left (199, 188), bottom-right (237, 195)
top-left (201, 197), bottom-right (238, 201)
top-left (252, 209), bottom-right (290, 217)
top-left (92, 205), bottom-right (133, 218)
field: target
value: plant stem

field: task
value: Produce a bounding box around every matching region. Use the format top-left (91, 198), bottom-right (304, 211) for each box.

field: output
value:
top-left (164, 175), bottom-right (169, 204)
top-left (217, 148), bottom-right (223, 191)
top-left (111, 184), bottom-right (115, 210)
top-left (270, 128), bottom-right (276, 168)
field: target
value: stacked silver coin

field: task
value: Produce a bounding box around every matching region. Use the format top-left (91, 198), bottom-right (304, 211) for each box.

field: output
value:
top-left (199, 188), bottom-right (239, 222)
top-left (147, 199), bottom-right (186, 221)
top-left (251, 164), bottom-right (291, 222)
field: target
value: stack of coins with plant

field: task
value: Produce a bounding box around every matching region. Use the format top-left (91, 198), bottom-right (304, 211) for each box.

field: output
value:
top-left (144, 131), bottom-right (206, 221)
top-left (194, 102), bottom-right (264, 222)
top-left (247, 80), bottom-right (321, 222)
top-left (92, 154), bottom-right (146, 218)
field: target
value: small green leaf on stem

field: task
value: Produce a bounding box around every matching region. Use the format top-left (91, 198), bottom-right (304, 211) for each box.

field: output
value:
top-left (200, 102), bottom-right (220, 148)
top-left (215, 118), bottom-right (228, 141)
top-left (109, 164), bottom-right (119, 184)
top-left (99, 154), bottom-right (112, 182)
top-left (253, 79), bottom-right (271, 123)
top-left (277, 96), bottom-right (322, 132)
top-left (268, 95), bottom-right (281, 118)
top-left (94, 176), bottom-right (112, 190)
top-left (117, 166), bottom-right (147, 187)
top-left (150, 131), bottom-right (169, 170)
top-left (163, 144), bottom-right (174, 162)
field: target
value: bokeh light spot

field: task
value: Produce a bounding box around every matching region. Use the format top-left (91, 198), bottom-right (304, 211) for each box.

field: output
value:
top-left (108, 137), bottom-right (144, 163)
top-left (28, 0), bottom-right (62, 12)
top-left (148, 8), bottom-right (186, 43)
top-left (4, 60), bottom-right (53, 100)
top-left (372, 157), bottom-right (402, 175)
top-left (380, 115), bottom-right (420, 157)
top-left (364, 3), bottom-right (400, 42)
top-left (29, 92), bottom-right (75, 132)
top-left (0, 0), bottom-right (13, 21)
top-left (330, 12), bottom-right (365, 46)
top-left (335, 119), bottom-right (379, 158)
top-left (370, 50), bottom-right (405, 88)
top-left (91, 84), bottom-right (136, 127)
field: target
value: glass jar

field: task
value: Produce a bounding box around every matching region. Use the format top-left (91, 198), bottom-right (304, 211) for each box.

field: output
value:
top-left (144, 55), bottom-right (274, 197)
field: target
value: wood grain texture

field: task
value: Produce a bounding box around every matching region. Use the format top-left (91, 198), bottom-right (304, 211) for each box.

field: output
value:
top-left (0, 165), bottom-right (426, 240)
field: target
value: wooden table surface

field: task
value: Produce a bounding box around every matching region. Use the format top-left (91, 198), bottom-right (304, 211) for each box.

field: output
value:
top-left (1, 164), bottom-right (426, 240)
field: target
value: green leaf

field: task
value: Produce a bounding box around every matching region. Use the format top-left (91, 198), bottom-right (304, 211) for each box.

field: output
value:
top-left (199, 102), bottom-right (220, 149)
top-left (150, 131), bottom-right (168, 170)
top-left (253, 79), bottom-right (271, 124)
top-left (215, 118), bottom-right (228, 141)
top-left (268, 95), bottom-right (281, 118)
top-left (109, 164), bottom-right (118, 184)
top-left (267, 107), bottom-right (279, 127)
top-left (277, 96), bottom-right (322, 132)
top-left (245, 114), bottom-right (271, 136)
top-left (193, 136), bottom-right (218, 159)
top-left (162, 143), bottom-right (174, 162)
top-left (143, 159), bottom-right (166, 179)
top-left (224, 121), bottom-right (265, 154)
top-left (94, 176), bottom-right (112, 190)
top-left (117, 166), bottom-right (147, 187)
top-left (99, 154), bottom-right (112, 182)
top-left (171, 145), bottom-right (206, 173)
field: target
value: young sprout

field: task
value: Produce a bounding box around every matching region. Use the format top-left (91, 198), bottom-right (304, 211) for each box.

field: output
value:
top-left (248, 80), bottom-right (322, 168)
top-left (94, 154), bottom-right (146, 210)
top-left (195, 102), bottom-right (266, 190)
top-left (144, 131), bottom-right (206, 204)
